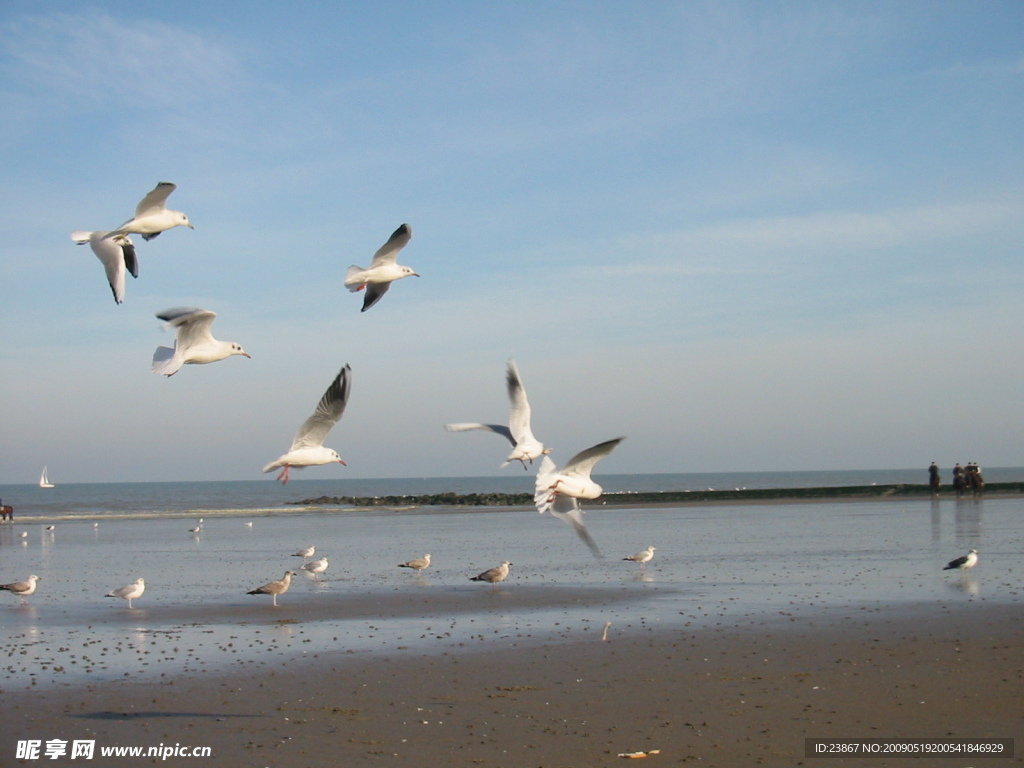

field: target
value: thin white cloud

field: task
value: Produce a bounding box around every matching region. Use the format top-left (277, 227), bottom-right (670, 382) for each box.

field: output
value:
top-left (1, 12), bottom-right (245, 109)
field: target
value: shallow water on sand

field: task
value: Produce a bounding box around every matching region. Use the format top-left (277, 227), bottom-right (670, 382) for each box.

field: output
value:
top-left (1, 496), bottom-right (1021, 690)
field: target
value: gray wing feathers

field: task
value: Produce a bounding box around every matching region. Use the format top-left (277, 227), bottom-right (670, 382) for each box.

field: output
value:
top-left (369, 223), bottom-right (412, 267)
top-left (291, 365), bottom-right (352, 450)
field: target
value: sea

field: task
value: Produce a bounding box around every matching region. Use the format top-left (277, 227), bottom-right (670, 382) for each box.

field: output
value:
top-left (3, 467), bottom-right (1022, 522)
top-left (1, 469), bottom-right (1022, 691)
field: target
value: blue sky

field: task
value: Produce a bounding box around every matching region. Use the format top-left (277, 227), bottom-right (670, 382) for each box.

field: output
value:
top-left (1, 1), bottom-right (1022, 484)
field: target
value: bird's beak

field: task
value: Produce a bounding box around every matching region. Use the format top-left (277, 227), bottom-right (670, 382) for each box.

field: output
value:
top-left (338, 459), bottom-right (347, 466)
top-left (243, 352), bottom-right (252, 359)
top-left (188, 224), bottom-right (195, 229)
top-left (411, 272), bottom-right (420, 277)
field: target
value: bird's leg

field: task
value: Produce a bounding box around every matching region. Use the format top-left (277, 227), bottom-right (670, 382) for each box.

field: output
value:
top-left (272, 594), bottom-right (278, 607)
top-left (276, 465), bottom-right (291, 485)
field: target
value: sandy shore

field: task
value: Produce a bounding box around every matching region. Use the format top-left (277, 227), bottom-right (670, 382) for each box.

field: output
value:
top-left (5, 600), bottom-right (1020, 767)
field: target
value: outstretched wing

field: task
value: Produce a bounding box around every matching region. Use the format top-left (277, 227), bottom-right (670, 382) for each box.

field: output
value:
top-left (368, 223), bottom-right (411, 268)
top-left (505, 359), bottom-right (536, 444)
top-left (445, 422), bottom-right (516, 447)
top-left (135, 182), bottom-right (176, 217)
top-left (548, 494), bottom-right (604, 559)
top-left (290, 365), bottom-right (352, 450)
top-left (561, 437), bottom-right (625, 479)
top-left (361, 282), bottom-right (391, 312)
top-left (157, 307), bottom-right (217, 347)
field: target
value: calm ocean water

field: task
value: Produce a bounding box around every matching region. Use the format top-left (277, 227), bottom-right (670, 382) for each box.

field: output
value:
top-left (2, 467), bottom-right (1021, 522)
top-left (1, 468), bottom-right (1022, 690)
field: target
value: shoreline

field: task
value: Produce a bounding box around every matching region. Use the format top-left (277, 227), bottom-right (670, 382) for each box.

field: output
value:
top-left (5, 600), bottom-right (1019, 767)
top-left (3, 483), bottom-right (1019, 524)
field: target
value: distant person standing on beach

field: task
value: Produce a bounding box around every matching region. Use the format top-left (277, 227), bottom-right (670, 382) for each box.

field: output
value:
top-left (952, 463), bottom-right (965, 497)
top-left (928, 463), bottom-right (940, 496)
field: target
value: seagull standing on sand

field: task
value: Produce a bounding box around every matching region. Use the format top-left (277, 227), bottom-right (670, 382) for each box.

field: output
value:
top-left (106, 578), bottom-right (145, 609)
top-left (344, 223), bottom-right (418, 312)
top-left (398, 554), bottom-right (431, 572)
top-left (623, 546), bottom-right (656, 570)
top-left (151, 307), bottom-right (250, 376)
top-left (0, 574), bottom-right (39, 604)
top-left (247, 571), bottom-right (295, 607)
top-left (70, 230), bottom-right (138, 305)
top-left (109, 182), bottom-right (193, 241)
top-left (263, 365), bottom-right (352, 484)
top-left (445, 360), bottom-right (550, 469)
top-left (470, 561), bottom-right (512, 589)
top-left (533, 438), bottom-right (624, 558)
top-left (292, 545), bottom-right (316, 560)
top-left (943, 548), bottom-right (978, 572)
top-left (301, 557), bottom-right (329, 581)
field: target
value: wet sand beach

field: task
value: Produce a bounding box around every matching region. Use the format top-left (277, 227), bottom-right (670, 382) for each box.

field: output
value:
top-left (5, 600), bottom-right (1021, 767)
top-left (2, 495), bottom-right (1021, 766)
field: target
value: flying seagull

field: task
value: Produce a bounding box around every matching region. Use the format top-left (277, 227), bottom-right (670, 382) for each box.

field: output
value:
top-left (0, 574), bottom-right (39, 604)
top-left (533, 438), bottom-right (624, 558)
top-left (70, 230), bottom-right (138, 304)
top-left (623, 546), bottom-right (656, 570)
top-left (247, 571), bottom-right (295, 607)
top-left (398, 554), bottom-right (431, 572)
top-left (262, 365), bottom-right (352, 484)
top-left (445, 359), bottom-right (550, 469)
top-left (110, 182), bottom-right (193, 241)
top-left (470, 560), bottom-right (512, 589)
top-left (151, 307), bottom-right (250, 376)
top-left (106, 578), bottom-right (145, 609)
top-left (344, 223), bottom-right (418, 312)
top-left (943, 548), bottom-right (978, 572)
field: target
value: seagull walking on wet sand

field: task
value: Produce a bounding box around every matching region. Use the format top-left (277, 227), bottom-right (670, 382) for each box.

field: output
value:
top-left (0, 574), bottom-right (39, 604)
top-left (943, 548), bottom-right (978, 572)
top-left (262, 365), bottom-right (352, 484)
top-left (106, 578), bottom-right (145, 609)
top-left (445, 359), bottom-right (550, 469)
top-left (470, 561), bottom-right (512, 589)
top-left (247, 571), bottom-right (295, 607)
top-left (623, 546), bottom-right (656, 571)
top-left (109, 182), bottom-right (193, 241)
top-left (70, 230), bottom-right (138, 305)
top-left (398, 554), bottom-right (431, 572)
top-left (344, 223), bottom-right (419, 312)
top-left (301, 557), bottom-right (329, 581)
top-left (151, 307), bottom-right (250, 376)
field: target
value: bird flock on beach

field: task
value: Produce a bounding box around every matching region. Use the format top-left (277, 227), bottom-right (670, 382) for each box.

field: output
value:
top-left (5, 181), bottom-right (640, 606)
top-left (0, 182), bottom-right (985, 607)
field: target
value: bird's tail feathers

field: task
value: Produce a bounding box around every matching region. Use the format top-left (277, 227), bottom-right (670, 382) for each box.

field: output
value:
top-left (71, 230), bottom-right (92, 244)
top-left (151, 346), bottom-right (181, 376)
top-left (533, 455), bottom-right (558, 513)
top-left (344, 265), bottom-right (366, 291)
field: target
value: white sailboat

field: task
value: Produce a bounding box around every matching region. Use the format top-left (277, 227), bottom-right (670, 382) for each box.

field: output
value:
top-left (39, 466), bottom-right (55, 488)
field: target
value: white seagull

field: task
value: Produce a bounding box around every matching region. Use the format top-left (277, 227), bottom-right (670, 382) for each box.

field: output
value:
top-left (943, 548), bottom-right (978, 572)
top-left (623, 546), bottom-right (656, 570)
top-left (106, 578), bottom-right (145, 609)
top-left (151, 307), bottom-right (250, 377)
top-left (70, 230), bottom-right (138, 304)
top-left (0, 574), bottom-right (40, 604)
top-left (398, 554), bottom-right (431, 572)
top-left (301, 557), bottom-right (329, 581)
top-left (247, 571), bottom-right (295, 607)
top-left (262, 365), bottom-right (352, 485)
top-left (292, 545), bottom-right (316, 560)
top-left (470, 561), bottom-right (512, 589)
top-left (533, 438), bottom-right (624, 557)
top-left (445, 360), bottom-right (550, 469)
top-left (110, 182), bottom-right (193, 241)
top-left (344, 223), bottom-right (418, 312)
